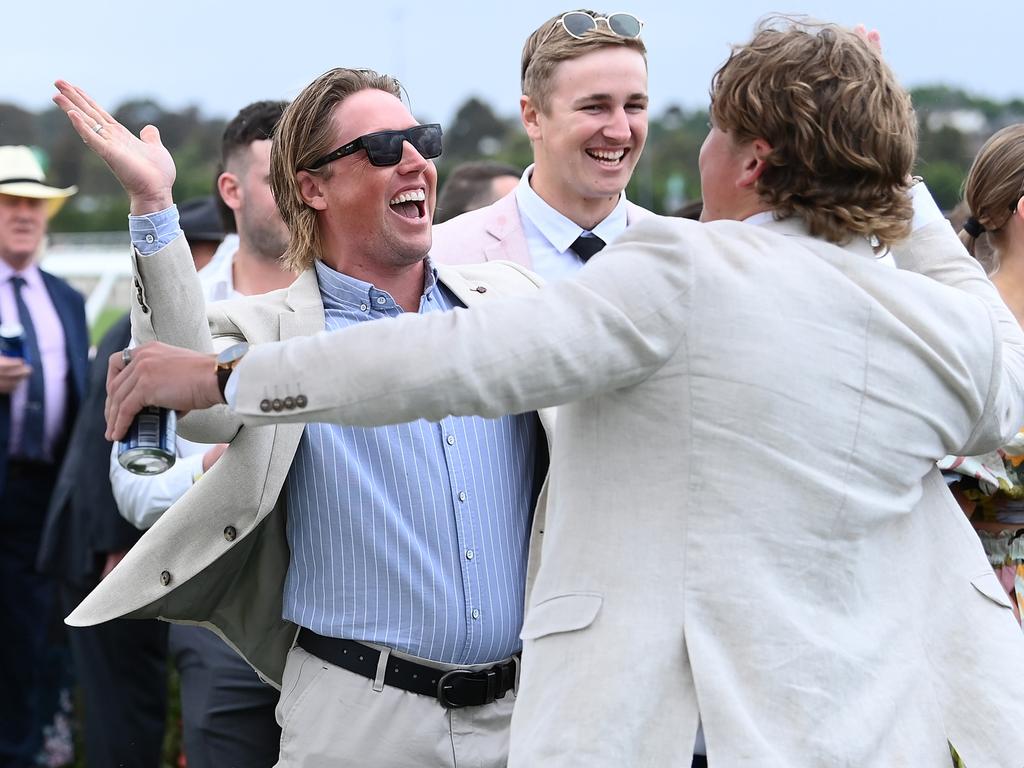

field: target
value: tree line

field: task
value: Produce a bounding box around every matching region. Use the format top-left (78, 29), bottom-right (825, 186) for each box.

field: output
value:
top-left (1, 84), bottom-right (1021, 232)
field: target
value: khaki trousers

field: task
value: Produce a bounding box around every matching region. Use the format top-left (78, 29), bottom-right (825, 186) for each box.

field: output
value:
top-left (274, 645), bottom-right (516, 767)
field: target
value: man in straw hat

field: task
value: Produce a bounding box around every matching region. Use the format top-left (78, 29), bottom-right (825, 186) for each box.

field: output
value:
top-left (0, 145), bottom-right (88, 765)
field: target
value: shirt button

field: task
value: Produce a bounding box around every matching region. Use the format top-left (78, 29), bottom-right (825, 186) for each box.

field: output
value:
top-left (471, 609), bottom-right (480, 620)
top-left (223, 526), bottom-right (237, 542)
top-left (376, 296), bottom-right (387, 305)
top-left (466, 549), bottom-right (474, 560)
top-left (159, 570), bottom-right (172, 586)
top-left (145, 234), bottom-right (155, 244)
top-left (458, 491), bottom-right (467, 502)
top-left (446, 435), bottom-right (456, 446)
top-left (359, 303), bottom-right (368, 312)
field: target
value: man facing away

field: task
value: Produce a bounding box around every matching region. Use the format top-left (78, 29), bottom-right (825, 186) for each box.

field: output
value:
top-left (110, 100), bottom-right (293, 768)
top-left (97, 20), bottom-right (1024, 767)
top-left (431, 9), bottom-right (652, 280)
top-left (54, 67), bottom-right (551, 768)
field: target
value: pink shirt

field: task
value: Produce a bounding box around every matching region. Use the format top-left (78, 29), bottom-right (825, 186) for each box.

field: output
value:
top-left (0, 261), bottom-right (69, 461)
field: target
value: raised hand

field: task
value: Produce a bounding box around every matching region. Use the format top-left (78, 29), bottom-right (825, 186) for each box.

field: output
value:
top-left (52, 80), bottom-right (176, 215)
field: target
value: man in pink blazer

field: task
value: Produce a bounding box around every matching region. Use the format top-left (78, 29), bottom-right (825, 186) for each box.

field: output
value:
top-left (432, 10), bottom-right (653, 280)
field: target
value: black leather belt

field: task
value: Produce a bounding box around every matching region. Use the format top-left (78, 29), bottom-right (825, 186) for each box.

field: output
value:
top-left (296, 628), bottom-right (518, 708)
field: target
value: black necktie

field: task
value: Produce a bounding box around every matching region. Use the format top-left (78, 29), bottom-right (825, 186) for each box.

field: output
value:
top-left (10, 276), bottom-right (46, 459)
top-left (570, 234), bottom-right (606, 262)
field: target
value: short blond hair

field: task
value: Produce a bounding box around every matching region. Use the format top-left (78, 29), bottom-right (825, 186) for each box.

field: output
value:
top-left (521, 10), bottom-right (647, 113)
top-left (711, 18), bottom-right (916, 249)
top-left (270, 68), bottom-right (402, 272)
top-left (959, 124), bottom-right (1024, 262)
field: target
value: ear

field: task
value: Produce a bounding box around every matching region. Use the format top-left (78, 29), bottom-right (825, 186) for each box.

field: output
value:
top-left (217, 171), bottom-right (242, 212)
top-left (737, 139), bottom-right (772, 189)
top-left (520, 95), bottom-right (543, 143)
top-left (296, 170), bottom-right (328, 211)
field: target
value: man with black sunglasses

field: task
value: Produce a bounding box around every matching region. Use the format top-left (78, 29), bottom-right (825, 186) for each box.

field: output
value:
top-left (53, 70), bottom-right (551, 767)
top-left (432, 9), bottom-right (653, 279)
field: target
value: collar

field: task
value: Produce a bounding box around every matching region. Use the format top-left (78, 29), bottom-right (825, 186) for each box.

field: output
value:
top-left (514, 164), bottom-right (629, 253)
top-left (314, 257), bottom-right (439, 312)
top-left (745, 211), bottom-right (882, 261)
top-left (0, 259), bottom-right (43, 291)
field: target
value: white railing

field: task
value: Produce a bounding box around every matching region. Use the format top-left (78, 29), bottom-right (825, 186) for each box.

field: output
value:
top-left (41, 234), bottom-right (134, 327)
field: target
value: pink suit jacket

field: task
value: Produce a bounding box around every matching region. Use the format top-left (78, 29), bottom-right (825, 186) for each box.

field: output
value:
top-left (430, 190), bottom-right (653, 269)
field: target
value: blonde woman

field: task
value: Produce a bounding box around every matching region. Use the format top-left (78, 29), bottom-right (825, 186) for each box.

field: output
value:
top-left (943, 124), bottom-right (1024, 627)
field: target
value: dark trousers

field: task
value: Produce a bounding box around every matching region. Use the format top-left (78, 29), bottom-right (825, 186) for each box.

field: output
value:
top-left (692, 756), bottom-right (708, 767)
top-left (61, 583), bottom-right (169, 768)
top-left (0, 463), bottom-right (59, 767)
top-left (169, 624), bottom-right (281, 768)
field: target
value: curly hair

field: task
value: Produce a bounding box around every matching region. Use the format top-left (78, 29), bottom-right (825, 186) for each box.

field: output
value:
top-left (710, 18), bottom-right (916, 249)
top-left (269, 68), bottom-right (403, 273)
top-left (958, 124), bottom-right (1024, 265)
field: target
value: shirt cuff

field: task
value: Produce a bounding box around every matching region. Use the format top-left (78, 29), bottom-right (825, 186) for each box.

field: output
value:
top-left (910, 181), bottom-right (945, 232)
top-left (129, 205), bottom-right (182, 254)
top-left (225, 369), bottom-right (240, 408)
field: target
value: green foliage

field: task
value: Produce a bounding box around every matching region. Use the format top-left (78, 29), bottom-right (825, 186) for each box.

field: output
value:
top-left (8, 86), bottom-right (1024, 223)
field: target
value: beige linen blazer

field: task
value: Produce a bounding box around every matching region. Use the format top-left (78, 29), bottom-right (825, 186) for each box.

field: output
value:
top-left (66, 237), bottom-right (555, 687)
top-left (223, 216), bottom-right (1024, 766)
top-left (430, 190), bottom-right (652, 268)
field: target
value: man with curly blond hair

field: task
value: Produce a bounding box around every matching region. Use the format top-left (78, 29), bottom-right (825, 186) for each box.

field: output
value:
top-left (92, 19), bottom-right (1024, 767)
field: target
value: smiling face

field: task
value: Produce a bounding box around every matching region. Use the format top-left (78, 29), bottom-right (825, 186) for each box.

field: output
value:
top-left (298, 88), bottom-right (438, 274)
top-left (523, 46), bottom-right (648, 225)
top-left (0, 194), bottom-right (47, 269)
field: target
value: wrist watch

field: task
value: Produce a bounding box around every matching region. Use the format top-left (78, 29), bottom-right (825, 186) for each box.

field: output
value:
top-left (215, 342), bottom-right (250, 403)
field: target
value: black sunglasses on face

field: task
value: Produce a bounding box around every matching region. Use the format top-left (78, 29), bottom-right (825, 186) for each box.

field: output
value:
top-left (307, 123), bottom-right (443, 170)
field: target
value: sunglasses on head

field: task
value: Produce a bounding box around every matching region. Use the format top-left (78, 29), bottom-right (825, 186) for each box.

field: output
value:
top-left (307, 123), bottom-right (443, 170)
top-left (541, 11), bottom-right (644, 45)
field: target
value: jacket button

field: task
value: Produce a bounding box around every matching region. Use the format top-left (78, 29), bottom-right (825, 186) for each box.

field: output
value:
top-left (223, 526), bottom-right (237, 542)
top-left (295, 395), bottom-right (308, 408)
top-left (159, 570), bottom-right (171, 586)
top-left (260, 399), bottom-right (272, 412)
top-left (272, 398), bottom-right (283, 412)
top-left (284, 397), bottom-right (295, 410)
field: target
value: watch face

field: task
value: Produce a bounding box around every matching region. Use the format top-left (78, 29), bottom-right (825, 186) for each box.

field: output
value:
top-left (217, 341), bottom-right (249, 367)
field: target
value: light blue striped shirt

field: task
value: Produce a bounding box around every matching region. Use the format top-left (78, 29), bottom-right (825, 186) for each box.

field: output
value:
top-left (283, 260), bottom-right (539, 664)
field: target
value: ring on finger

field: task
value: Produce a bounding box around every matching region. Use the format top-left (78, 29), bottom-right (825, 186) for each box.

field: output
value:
top-left (121, 347), bottom-right (133, 366)
top-left (93, 123), bottom-right (103, 134)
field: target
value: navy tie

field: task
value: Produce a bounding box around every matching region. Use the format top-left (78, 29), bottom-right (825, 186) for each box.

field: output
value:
top-left (10, 276), bottom-right (46, 460)
top-left (570, 234), bottom-right (606, 262)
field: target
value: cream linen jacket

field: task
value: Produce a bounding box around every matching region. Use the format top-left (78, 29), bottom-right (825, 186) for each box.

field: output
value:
top-left (66, 236), bottom-right (555, 688)
top-left (222, 216), bottom-right (1024, 767)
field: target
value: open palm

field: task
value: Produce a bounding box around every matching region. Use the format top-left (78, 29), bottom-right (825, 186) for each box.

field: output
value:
top-left (53, 80), bottom-right (176, 214)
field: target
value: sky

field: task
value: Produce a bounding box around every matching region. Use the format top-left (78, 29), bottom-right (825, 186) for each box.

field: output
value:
top-left (3, 0), bottom-right (1022, 130)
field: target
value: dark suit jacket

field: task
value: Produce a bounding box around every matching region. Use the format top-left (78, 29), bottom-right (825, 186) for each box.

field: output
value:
top-left (0, 269), bottom-right (88, 496)
top-left (37, 313), bottom-right (141, 588)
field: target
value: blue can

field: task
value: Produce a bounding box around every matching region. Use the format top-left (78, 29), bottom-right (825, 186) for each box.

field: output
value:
top-left (0, 323), bottom-right (26, 359)
top-left (117, 406), bottom-right (177, 475)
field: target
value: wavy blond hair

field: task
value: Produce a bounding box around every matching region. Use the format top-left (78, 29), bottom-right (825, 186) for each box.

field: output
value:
top-left (710, 18), bottom-right (916, 249)
top-left (270, 68), bottom-right (403, 272)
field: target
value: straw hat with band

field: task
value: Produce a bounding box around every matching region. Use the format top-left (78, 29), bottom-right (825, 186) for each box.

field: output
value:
top-left (0, 145), bottom-right (77, 218)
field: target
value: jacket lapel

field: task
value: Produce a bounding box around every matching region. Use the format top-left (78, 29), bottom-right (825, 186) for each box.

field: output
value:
top-left (481, 194), bottom-right (532, 268)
